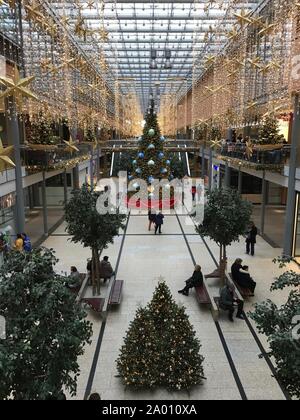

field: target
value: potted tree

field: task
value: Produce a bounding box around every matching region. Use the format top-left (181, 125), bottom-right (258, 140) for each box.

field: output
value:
top-left (0, 248), bottom-right (92, 400)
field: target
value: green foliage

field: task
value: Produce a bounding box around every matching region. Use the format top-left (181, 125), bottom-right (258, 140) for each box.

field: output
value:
top-left (196, 188), bottom-right (252, 248)
top-left (249, 258), bottom-right (300, 399)
top-left (85, 129), bottom-right (96, 143)
top-left (65, 184), bottom-right (126, 252)
top-left (0, 248), bottom-right (92, 400)
top-left (117, 281), bottom-right (205, 391)
top-left (169, 154), bottom-right (185, 179)
top-left (257, 115), bottom-right (285, 145)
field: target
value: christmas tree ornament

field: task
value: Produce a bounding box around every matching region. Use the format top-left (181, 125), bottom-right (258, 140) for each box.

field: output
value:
top-left (160, 136), bottom-right (165, 142)
top-left (132, 159), bottom-right (137, 165)
top-left (135, 168), bottom-right (142, 174)
top-left (148, 128), bottom-right (155, 136)
top-left (166, 160), bottom-right (171, 166)
top-left (148, 176), bottom-right (155, 184)
top-left (160, 168), bottom-right (167, 174)
top-left (132, 182), bottom-right (140, 189)
top-left (148, 159), bottom-right (155, 166)
top-left (148, 144), bottom-right (155, 150)
top-left (138, 152), bottom-right (144, 159)
top-left (158, 152), bottom-right (164, 159)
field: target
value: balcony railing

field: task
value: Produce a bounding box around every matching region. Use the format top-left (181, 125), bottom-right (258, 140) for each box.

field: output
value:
top-left (21, 143), bottom-right (94, 174)
top-left (217, 143), bottom-right (291, 172)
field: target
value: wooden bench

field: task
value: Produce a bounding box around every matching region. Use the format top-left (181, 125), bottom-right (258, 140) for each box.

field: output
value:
top-left (193, 277), bottom-right (219, 321)
top-left (81, 297), bottom-right (105, 313)
top-left (109, 279), bottom-right (124, 305)
top-left (228, 273), bottom-right (253, 299)
top-left (195, 284), bottom-right (210, 305)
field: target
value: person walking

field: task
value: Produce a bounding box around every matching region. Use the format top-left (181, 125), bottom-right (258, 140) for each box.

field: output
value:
top-left (231, 258), bottom-right (256, 295)
top-left (178, 265), bottom-right (203, 296)
top-left (148, 209), bottom-right (156, 231)
top-left (246, 222), bottom-right (258, 256)
top-left (14, 234), bottom-right (24, 252)
top-left (191, 185), bottom-right (197, 201)
top-left (219, 284), bottom-right (244, 322)
top-left (99, 256), bottom-right (114, 283)
top-left (154, 211), bottom-right (164, 235)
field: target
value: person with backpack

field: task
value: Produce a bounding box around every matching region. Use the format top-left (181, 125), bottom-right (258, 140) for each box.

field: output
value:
top-left (22, 233), bottom-right (32, 252)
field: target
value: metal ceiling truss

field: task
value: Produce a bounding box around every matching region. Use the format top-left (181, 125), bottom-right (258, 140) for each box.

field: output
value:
top-left (0, 0), bottom-right (261, 114)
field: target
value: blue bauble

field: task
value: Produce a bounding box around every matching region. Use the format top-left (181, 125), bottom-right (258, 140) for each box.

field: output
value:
top-left (138, 152), bottom-right (144, 159)
top-left (148, 176), bottom-right (155, 184)
top-left (166, 159), bottom-right (171, 165)
top-left (160, 136), bottom-right (165, 142)
top-left (128, 175), bottom-right (134, 180)
top-left (132, 159), bottom-right (137, 165)
top-left (135, 168), bottom-right (142, 174)
top-left (148, 143), bottom-right (155, 150)
top-left (160, 168), bottom-right (168, 174)
top-left (148, 129), bottom-right (155, 137)
top-left (158, 152), bottom-right (164, 159)
top-left (169, 174), bottom-right (174, 180)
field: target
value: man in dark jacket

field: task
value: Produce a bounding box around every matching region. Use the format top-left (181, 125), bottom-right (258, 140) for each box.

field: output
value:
top-left (246, 222), bottom-right (258, 256)
top-left (219, 284), bottom-right (244, 322)
top-left (100, 256), bottom-right (114, 283)
top-left (154, 212), bottom-right (164, 235)
top-left (178, 265), bottom-right (203, 296)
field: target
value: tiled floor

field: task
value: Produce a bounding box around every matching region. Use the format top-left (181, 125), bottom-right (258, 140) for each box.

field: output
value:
top-left (42, 209), bottom-right (299, 401)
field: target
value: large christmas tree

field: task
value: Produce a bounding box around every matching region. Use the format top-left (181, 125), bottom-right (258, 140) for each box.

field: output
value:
top-left (133, 109), bottom-right (170, 183)
top-left (117, 281), bottom-right (205, 391)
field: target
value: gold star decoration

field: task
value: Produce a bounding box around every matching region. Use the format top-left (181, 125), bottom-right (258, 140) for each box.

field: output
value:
top-left (234, 9), bottom-right (252, 27)
top-left (0, 66), bottom-right (38, 109)
top-left (48, 58), bottom-right (75, 75)
top-left (259, 64), bottom-right (272, 76)
top-left (258, 23), bottom-right (276, 37)
top-left (0, 138), bottom-right (15, 173)
top-left (227, 27), bottom-right (239, 41)
top-left (64, 136), bottom-right (79, 154)
top-left (246, 101), bottom-right (258, 110)
top-left (245, 140), bottom-right (254, 159)
top-left (248, 57), bottom-right (261, 69)
top-left (87, 0), bottom-right (95, 9)
top-left (210, 139), bottom-right (222, 150)
top-left (204, 85), bottom-right (222, 94)
top-left (203, 55), bottom-right (216, 67)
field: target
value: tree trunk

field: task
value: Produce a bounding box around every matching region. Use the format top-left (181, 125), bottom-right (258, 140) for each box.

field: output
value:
top-left (220, 244), bottom-right (227, 286)
top-left (91, 248), bottom-right (96, 296)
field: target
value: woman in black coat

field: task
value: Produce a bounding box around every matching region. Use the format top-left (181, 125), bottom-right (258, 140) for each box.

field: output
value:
top-left (178, 265), bottom-right (204, 296)
top-left (148, 210), bottom-right (156, 231)
top-left (231, 258), bottom-right (256, 295)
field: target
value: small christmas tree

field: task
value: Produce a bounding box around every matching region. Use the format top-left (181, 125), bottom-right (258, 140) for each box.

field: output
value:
top-left (117, 281), bottom-right (205, 391)
top-left (258, 115), bottom-right (285, 145)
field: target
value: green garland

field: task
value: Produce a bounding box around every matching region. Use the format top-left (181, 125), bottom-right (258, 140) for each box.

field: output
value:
top-left (217, 155), bottom-right (284, 173)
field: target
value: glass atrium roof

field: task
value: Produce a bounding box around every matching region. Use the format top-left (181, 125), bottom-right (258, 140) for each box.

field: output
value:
top-left (0, 1), bottom-right (261, 114)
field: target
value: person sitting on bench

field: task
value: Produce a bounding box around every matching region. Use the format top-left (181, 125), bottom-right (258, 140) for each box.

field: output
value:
top-left (178, 265), bottom-right (203, 296)
top-left (231, 258), bottom-right (256, 296)
top-left (219, 284), bottom-right (244, 322)
top-left (99, 256), bottom-right (114, 283)
top-left (66, 266), bottom-right (81, 290)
